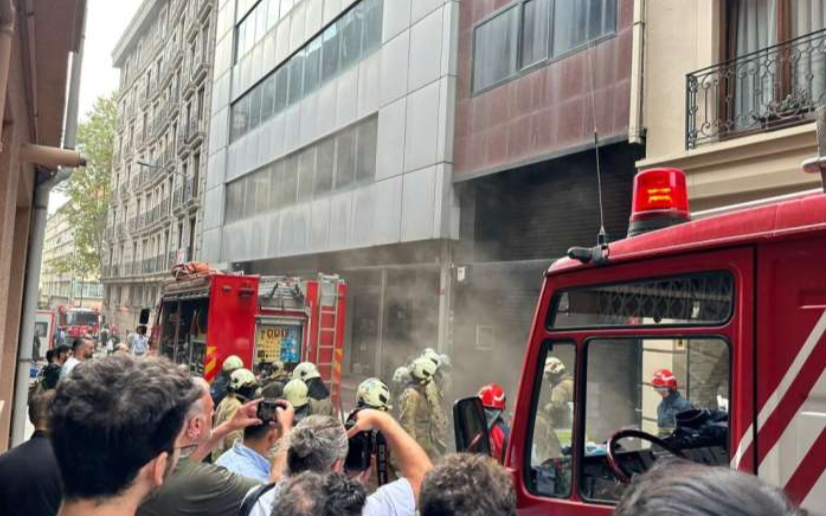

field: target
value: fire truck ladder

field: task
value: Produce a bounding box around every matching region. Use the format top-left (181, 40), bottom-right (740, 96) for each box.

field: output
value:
top-left (315, 276), bottom-right (341, 410)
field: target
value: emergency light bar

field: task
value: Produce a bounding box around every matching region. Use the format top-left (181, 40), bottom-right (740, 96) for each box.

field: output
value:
top-left (628, 168), bottom-right (691, 237)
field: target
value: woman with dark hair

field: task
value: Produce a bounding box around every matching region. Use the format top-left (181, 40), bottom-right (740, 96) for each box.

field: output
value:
top-left (613, 461), bottom-right (804, 516)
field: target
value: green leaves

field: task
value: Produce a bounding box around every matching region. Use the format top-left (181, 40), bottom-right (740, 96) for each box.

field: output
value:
top-left (57, 93), bottom-right (118, 281)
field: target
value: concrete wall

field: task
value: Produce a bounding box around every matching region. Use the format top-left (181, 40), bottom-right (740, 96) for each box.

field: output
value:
top-left (203, 0), bottom-right (460, 264)
top-left (639, 0), bottom-right (823, 211)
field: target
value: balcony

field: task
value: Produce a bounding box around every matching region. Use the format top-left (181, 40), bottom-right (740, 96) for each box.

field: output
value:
top-left (197, 0), bottom-right (213, 21)
top-left (177, 124), bottom-right (190, 155)
top-left (172, 185), bottom-right (184, 208)
top-left (687, 28), bottom-right (826, 149)
top-left (187, 116), bottom-right (204, 147)
top-left (190, 44), bottom-right (210, 85)
top-left (160, 197), bottom-right (171, 218)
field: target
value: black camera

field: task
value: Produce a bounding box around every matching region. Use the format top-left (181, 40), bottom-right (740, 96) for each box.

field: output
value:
top-left (344, 420), bottom-right (374, 472)
top-left (257, 398), bottom-right (287, 424)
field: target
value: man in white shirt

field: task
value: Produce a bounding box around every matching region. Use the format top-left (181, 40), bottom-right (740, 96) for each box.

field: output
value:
top-left (132, 326), bottom-right (149, 357)
top-left (246, 410), bottom-right (431, 516)
top-left (60, 338), bottom-right (93, 378)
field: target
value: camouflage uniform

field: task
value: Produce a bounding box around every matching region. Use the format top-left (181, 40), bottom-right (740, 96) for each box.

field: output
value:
top-left (536, 375), bottom-right (574, 460)
top-left (211, 394), bottom-right (242, 462)
top-left (424, 380), bottom-right (448, 455)
top-left (399, 383), bottom-right (442, 461)
top-left (308, 396), bottom-right (335, 417)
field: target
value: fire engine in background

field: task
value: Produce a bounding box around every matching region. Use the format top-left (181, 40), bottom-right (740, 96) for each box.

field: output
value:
top-left (454, 134), bottom-right (826, 512)
top-left (152, 267), bottom-right (347, 410)
top-left (56, 306), bottom-right (100, 340)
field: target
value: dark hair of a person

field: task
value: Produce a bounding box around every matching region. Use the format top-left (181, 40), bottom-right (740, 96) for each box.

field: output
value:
top-left (613, 460), bottom-right (804, 516)
top-left (29, 390), bottom-right (55, 427)
top-left (49, 355), bottom-right (201, 501)
top-left (46, 349), bottom-right (56, 364)
top-left (420, 453), bottom-right (517, 516)
top-left (271, 472), bottom-right (366, 516)
top-left (306, 377), bottom-right (330, 401)
top-left (71, 339), bottom-right (85, 352)
top-left (261, 381), bottom-right (285, 399)
top-left (56, 345), bottom-right (71, 357)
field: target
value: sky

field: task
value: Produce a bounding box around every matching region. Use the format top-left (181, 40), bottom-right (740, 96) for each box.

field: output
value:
top-left (49, 0), bottom-right (144, 213)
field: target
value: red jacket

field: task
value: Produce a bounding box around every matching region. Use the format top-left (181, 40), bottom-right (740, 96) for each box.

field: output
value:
top-left (489, 420), bottom-right (510, 463)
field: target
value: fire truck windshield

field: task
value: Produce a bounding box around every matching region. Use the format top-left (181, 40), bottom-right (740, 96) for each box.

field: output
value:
top-left (65, 311), bottom-right (99, 327)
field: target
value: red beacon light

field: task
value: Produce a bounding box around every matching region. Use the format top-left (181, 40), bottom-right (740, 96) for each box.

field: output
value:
top-left (628, 168), bottom-right (691, 237)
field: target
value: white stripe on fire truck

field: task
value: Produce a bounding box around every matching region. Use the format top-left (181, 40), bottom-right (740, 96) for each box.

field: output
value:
top-left (802, 468), bottom-right (826, 511)
top-left (732, 308), bottom-right (826, 470)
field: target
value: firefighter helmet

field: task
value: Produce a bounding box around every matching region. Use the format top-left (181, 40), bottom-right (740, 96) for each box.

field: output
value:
top-left (652, 369), bottom-right (678, 390)
top-left (222, 355), bottom-right (244, 373)
top-left (272, 360), bottom-right (285, 373)
top-left (479, 383), bottom-right (506, 411)
top-left (293, 362), bottom-right (321, 381)
top-left (284, 379), bottom-right (310, 408)
top-left (393, 366), bottom-right (411, 385)
top-left (357, 378), bottom-right (392, 411)
top-left (544, 357), bottom-right (566, 377)
top-left (422, 348), bottom-right (441, 367)
top-left (229, 368), bottom-right (257, 391)
top-left (410, 356), bottom-right (438, 382)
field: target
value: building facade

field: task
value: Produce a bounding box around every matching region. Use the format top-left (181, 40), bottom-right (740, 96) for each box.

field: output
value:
top-left (0, 0), bottom-right (86, 450)
top-left (639, 0), bottom-right (824, 210)
top-left (103, 0), bottom-right (217, 331)
top-left (450, 0), bottom-right (644, 395)
top-left (40, 206), bottom-right (103, 310)
top-left (204, 0), bottom-right (460, 382)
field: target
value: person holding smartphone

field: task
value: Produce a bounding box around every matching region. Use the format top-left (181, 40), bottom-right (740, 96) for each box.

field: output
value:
top-left (216, 400), bottom-right (289, 483)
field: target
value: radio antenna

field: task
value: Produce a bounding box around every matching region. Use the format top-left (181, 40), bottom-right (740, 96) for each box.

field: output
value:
top-left (588, 43), bottom-right (608, 249)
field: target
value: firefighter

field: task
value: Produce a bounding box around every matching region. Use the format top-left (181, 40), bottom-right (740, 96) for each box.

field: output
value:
top-left (211, 355), bottom-right (243, 406)
top-left (212, 367), bottom-right (258, 461)
top-left (534, 357), bottom-right (574, 461)
top-left (357, 378), bottom-right (392, 412)
top-left (293, 362), bottom-right (334, 416)
top-left (420, 349), bottom-right (449, 453)
top-left (479, 382), bottom-right (510, 463)
top-left (284, 378), bottom-right (312, 424)
top-left (399, 356), bottom-right (444, 461)
top-left (270, 360), bottom-right (291, 382)
top-left (652, 369), bottom-right (693, 436)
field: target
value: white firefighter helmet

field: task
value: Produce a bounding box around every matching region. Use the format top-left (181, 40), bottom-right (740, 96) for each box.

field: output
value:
top-left (357, 378), bottom-right (392, 411)
top-left (293, 362), bottom-right (321, 381)
top-left (229, 368), bottom-right (257, 391)
top-left (410, 356), bottom-right (438, 383)
top-left (422, 348), bottom-right (441, 367)
top-left (222, 355), bottom-right (244, 373)
top-left (393, 366), bottom-right (411, 385)
top-left (284, 379), bottom-right (310, 408)
top-left (272, 360), bottom-right (285, 373)
top-left (544, 357), bottom-right (566, 377)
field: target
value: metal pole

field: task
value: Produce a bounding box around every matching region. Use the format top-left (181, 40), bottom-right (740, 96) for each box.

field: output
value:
top-left (11, 3), bottom-right (86, 446)
top-left (375, 269), bottom-right (387, 378)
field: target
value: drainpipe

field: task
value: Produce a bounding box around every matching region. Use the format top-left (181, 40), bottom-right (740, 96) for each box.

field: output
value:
top-left (10, 1), bottom-right (86, 446)
top-left (628, 0), bottom-right (646, 145)
top-left (0, 0), bottom-right (15, 152)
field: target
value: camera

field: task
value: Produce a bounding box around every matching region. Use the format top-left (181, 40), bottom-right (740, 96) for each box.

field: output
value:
top-left (344, 420), bottom-right (374, 472)
top-left (257, 398), bottom-right (287, 424)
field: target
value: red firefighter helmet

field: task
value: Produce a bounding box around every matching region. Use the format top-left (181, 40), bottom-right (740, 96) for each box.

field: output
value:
top-left (652, 369), bottom-right (678, 389)
top-left (479, 383), bottom-right (506, 411)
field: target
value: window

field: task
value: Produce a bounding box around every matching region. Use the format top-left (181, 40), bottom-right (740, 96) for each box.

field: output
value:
top-left (282, 155), bottom-right (298, 206)
top-left (322, 24), bottom-right (341, 81)
top-left (270, 160), bottom-right (284, 207)
top-left (304, 39), bottom-right (322, 94)
top-left (522, 0), bottom-right (551, 67)
top-left (473, 7), bottom-right (520, 92)
top-left (297, 148), bottom-right (316, 202)
top-left (250, 85), bottom-right (263, 129)
top-left (361, 0), bottom-right (383, 53)
top-left (261, 75), bottom-right (275, 121)
top-left (254, 167), bottom-right (270, 213)
top-left (335, 127), bottom-right (356, 189)
top-left (580, 337), bottom-right (730, 502)
top-left (288, 50), bottom-right (305, 105)
top-left (527, 342), bottom-right (576, 499)
top-left (267, 0), bottom-right (280, 30)
top-left (472, 0), bottom-right (617, 94)
top-left (355, 116), bottom-right (378, 182)
top-left (548, 272), bottom-right (734, 329)
top-left (339, 8), bottom-right (362, 70)
top-left (274, 66), bottom-right (288, 113)
top-left (315, 139), bottom-right (335, 196)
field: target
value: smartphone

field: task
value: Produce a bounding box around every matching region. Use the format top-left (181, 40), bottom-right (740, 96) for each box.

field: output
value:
top-left (257, 398), bottom-right (284, 424)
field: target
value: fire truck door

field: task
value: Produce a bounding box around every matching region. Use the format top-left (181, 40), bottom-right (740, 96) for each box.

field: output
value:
top-left (756, 238), bottom-right (826, 511)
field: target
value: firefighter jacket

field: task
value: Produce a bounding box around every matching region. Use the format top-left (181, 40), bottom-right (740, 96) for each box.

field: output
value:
top-left (212, 394), bottom-right (243, 462)
top-left (309, 396), bottom-right (335, 417)
top-left (425, 380), bottom-right (448, 452)
top-left (399, 383), bottom-right (442, 461)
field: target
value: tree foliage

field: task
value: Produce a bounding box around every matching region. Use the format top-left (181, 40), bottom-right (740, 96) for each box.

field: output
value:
top-left (51, 93), bottom-right (117, 283)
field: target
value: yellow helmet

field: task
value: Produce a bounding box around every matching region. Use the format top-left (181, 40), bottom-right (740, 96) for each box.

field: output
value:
top-left (410, 356), bottom-right (438, 383)
top-left (293, 362), bottom-right (321, 381)
top-left (357, 378), bottom-right (392, 411)
top-left (229, 368), bottom-right (257, 391)
top-left (284, 379), bottom-right (309, 408)
top-left (222, 355), bottom-right (244, 373)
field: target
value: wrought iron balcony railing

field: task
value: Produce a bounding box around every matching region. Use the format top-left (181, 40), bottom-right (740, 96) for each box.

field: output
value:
top-left (687, 28), bottom-right (826, 149)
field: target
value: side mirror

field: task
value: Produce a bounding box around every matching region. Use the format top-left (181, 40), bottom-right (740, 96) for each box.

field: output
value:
top-left (453, 396), bottom-right (492, 456)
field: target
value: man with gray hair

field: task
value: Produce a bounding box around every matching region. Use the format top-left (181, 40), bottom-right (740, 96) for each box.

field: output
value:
top-left (271, 472), bottom-right (367, 516)
top-left (247, 410), bottom-right (431, 516)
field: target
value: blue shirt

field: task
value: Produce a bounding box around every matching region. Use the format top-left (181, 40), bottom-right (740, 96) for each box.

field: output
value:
top-left (657, 391), bottom-right (693, 435)
top-left (216, 440), bottom-right (271, 483)
top-left (132, 335), bottom-right (148, 356)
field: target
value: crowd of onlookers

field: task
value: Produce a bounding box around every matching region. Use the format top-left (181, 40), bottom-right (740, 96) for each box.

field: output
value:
top-left (0, 354), bottom-right (808, 516)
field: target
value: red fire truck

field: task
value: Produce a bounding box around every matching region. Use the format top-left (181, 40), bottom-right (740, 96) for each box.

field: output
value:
top-left (153, 269), bottom-right (347, 407)
top-left (454, 160), bottom-right (826, 512)
top-left (57, 306), bottom-right (100, 339)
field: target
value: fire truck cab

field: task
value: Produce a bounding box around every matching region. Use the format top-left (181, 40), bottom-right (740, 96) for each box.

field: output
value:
top-left (57, 306), bottom-right (100, 339)
top-left (455, 167), bottom-right (826, 514)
